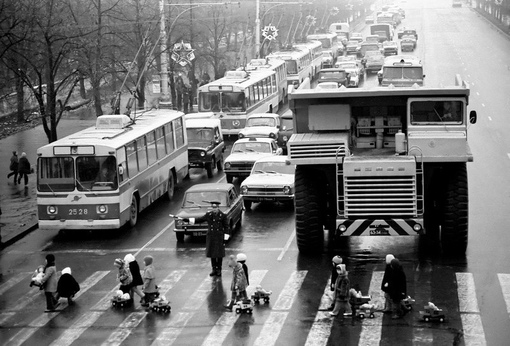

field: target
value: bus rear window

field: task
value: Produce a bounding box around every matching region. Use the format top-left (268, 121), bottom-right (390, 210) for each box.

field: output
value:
top-left (38, 157), bottom-right (75, 192)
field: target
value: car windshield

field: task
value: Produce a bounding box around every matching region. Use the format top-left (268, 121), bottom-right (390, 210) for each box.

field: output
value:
top-left (281, 118), bottom-right (293, 130)
top-left (410, 100), bottom-right (463, 124)
top-left (187, 128), bottom-right (214, 142)
top-left (38, 157), bottom-right (75, 192)
top-left (319, 71), bottom-right (347, 80)
top-left (232, 142), bottom-right (271, 153)
top-left (183, 191), bottom-right (227, 207)
top-left (285, 60), bottom-right (298, 74)
top-left (246, 117), bottom-right (276, 127)
top-left (252, 161), bottom-right (296, 174)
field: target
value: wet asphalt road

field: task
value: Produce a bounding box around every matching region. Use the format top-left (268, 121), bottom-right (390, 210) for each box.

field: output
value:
top-left (2, 0), bottom-right (510, 345)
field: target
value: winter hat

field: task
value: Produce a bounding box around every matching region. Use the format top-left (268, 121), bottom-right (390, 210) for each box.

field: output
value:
top-left (236, 253), bottom-right (247, 262)
top-left (336, 264), bottom-right (347, 276)
top-left (390, 258), bottom-right (401, 269)
top-left (62, 267), bottom-right (71, 275)
top-left (143, 255), bottom-right (153, 265)
top-left (385, 254), bottom-right (395, 265)
top-left (332, 256), bottom-right (343, 265)
top-left (124, 254), bottom-right (135, 263)
top-left (114, 258), bottom-right (124, 267)
top-left (46, 254), bottom-right (55, 264)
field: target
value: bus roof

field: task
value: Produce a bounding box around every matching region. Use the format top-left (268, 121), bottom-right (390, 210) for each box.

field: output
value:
top-left (37, 109), bottom-right (185, 154)
top-left (199, 69), bottom-right (275, 90)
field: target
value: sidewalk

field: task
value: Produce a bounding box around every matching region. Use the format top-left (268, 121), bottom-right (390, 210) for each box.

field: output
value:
top-left (0, 116), bottom-right (96, 249)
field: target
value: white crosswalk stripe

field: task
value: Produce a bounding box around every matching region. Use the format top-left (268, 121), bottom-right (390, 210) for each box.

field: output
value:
top-left (456, 272), bottom-right (486, 346)
top-left (498, 273), bottom-right (510, 315)
top-left (358, 271), bottom-right (384, 344)
top-left (305, 278), bottom-right (334, 346)
top-left (0, 272), bottom-right (31, 296)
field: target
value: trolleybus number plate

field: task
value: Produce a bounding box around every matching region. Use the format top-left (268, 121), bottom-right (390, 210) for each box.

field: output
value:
top-left (68, 208), bottom-right (89, 216)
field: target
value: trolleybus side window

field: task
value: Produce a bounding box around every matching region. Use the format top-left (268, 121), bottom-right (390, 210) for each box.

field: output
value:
top-left (174, 118), bottom-right (185, 148)
top-left (126, 141), bottom-right (138, 177)
top-left (147, 130), bottom-right (157, 165)
top-left (155, 127), bottom-right (166, 158)
top-left (137, 137), bottom-right (148, 172)
top-left (164, 123), bottom-right (174, 153)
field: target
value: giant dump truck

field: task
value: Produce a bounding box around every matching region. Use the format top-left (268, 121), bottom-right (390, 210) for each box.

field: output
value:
top-left (287, 76), bottom-right (477, 254)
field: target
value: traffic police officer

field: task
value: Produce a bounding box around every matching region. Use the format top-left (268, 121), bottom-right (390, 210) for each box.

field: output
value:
top-left (182, 201), bottom-right (229, 276)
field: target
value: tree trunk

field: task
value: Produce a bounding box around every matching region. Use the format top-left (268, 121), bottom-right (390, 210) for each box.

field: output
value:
top-left (79, 75), bottom-right (87, 99)
top-left (16, 72), bottom-right (24, 123)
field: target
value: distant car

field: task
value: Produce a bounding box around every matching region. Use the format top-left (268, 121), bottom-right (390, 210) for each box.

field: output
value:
top-left (382, 41), bottom-right (399, 56)
top-left (334, 60), bottom-right (364, 87)
top-left (400, 35), bottom-right (417, 52)
top-left (173, 183), bottom-right (243, 242)
top-left (398, 28), bottom-right (418, 40)
top-left (224, 137), bottom-right (282, 183)
top-left (317, 68), bottom-right (350, 87)
top-left (240, 156), bottom-right (296, 210)
top-left (277, 110), bottom-right (293, 154)
top-left (365, 35), bottom-right (380, 44)
top-left (186, 118), bottom-right (225, 178)
top-left (321, 50), bottom-right (335, 69)
top-left (365, 15), bottom-right (375, 24)
top-left (345, 40), bottom-right (361, 56)
top-left (316, 82), bottom-right (340, 90)
top-left (362, 50), bottom-right (385, 73)
top-left (350, 32), bottom-right (364, 43)
top-left (238, 113), bottom-right (280, 140)
top-left (359, 41), bottom-right (382, 58)
top-left (452, 0), bottom-right (461, 7)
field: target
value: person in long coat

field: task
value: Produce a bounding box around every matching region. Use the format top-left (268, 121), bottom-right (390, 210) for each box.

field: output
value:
top-left (7, 151), bottom-right (18, 184)
top-left (184, 201), bottom-right (229, 276)
top-left (57, 267), bottom-right (80, 305)
top-left (381, 254), bottom-right (395, 313)
top-left (40, 254), bottom-right (59, 311)
top-left (124, 254), bottom-right (145, 305)
top-left (17, 152), bottom-right (31, 185)
top-left (388, 258), bottom-right (407, 319)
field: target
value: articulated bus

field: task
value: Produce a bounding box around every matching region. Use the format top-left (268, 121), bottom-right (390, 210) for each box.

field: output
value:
top-left (294, 40), bottom-right (323, 80)
top-left (306, 33), bottom-right (341, 69)
top-left (37, 110), bottom-right (188, 230)
top-left (241, 58), bottom-right (288, 105)
top-left (197, 69), bottom-right (279, 135)
top-left (267, 45), bottom-right (312, 88)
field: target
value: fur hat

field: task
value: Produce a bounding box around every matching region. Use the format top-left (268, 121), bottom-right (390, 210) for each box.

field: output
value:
top-left (143, 255), bottom-right (153, 265)
top-left (62, 267), bottom-right (71, 275)
top-left (236, 253), bottom-right (247, 262)
top-left (385, 254), bottom-right (395, 265)
top-left (114, 258), bottom-right (124, 267)
top-left (124, 254), bottom-right (135, 263)
top-left (332, 256), bottom-right (342, 265)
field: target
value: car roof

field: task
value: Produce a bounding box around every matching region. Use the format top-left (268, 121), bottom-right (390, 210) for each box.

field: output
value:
top-left (253, 155), bottom-right (291, 164)
top-left (233, 137), bottom-right (275, 144)
top-left (185, 183), bottom-right (234, 193)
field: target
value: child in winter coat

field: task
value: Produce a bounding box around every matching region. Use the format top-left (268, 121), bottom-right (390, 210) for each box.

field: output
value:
top-left (124, 254), bottom-right (145, 304)
top-left (328, 255), bottom-right (343, 310)
top-left (114, 258), bottom-right (133, 296)
top-left (236, 253), bottom-right (249, 286)
top-left (330, 264), bottom-right (350, 322)
top-left (40, 254), bottom-right (59, 311)
top-left (381, 254), bottom-right (395, 313)
top-left (57, 267), bottom-right (80, 305)
top-left (142, 255), bottom-right (158, 306)
top-left (224, 255), bottom-right (248, 311)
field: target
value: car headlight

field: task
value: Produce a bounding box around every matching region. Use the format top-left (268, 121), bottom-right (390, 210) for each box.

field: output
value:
top-left (97, 205), bottom-right (108, 214)
top-left (241, 185), bottom-right (248, 194)
top-left (283, 186), bottom-right (291, 194)
top-left (200, 151), bottom-right (206, 157)
top-left (47, 205), bottom-right (57, 214)
top-left (225, 162), bottom-right (231, 169)
top-left (269, 132), bottom-right (276, 138)
top-left (233, 120), bottom-right (240, 127)
top-left (238, 133), bottom-right (245, 138)
top-left (283, 135), bottom-right (288, 142)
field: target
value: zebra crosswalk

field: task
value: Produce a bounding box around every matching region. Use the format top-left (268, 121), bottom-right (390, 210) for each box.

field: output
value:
top-left (1, 266), bottom-right (509, 345)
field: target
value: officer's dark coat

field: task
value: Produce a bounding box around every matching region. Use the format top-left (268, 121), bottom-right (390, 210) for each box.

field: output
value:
top-left (195, 210), bottom-right (229, 258)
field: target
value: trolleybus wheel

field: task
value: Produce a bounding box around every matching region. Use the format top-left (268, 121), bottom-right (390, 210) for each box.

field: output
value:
top-left (295, 166), bottom-right (323, 254)
top-left (440, 163), bottom-right (468, 254)
top-left (166, 171), bottom-right (175, 200)
top-left (129, 195), bottom-right (138, 227)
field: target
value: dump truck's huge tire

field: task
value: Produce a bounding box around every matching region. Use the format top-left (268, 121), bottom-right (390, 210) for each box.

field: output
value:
top-left (295, 166), bottom-right (323, 254)
top-left (440, 163), bottom-right (468, 254)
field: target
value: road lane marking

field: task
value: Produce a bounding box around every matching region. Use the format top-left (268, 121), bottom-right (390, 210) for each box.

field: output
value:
top-left (6, 271), bottom-right (109, 346)
top-left (201, 270), bottom-right (268, 346)
top-left (413, 261), bottom-right (433, 343)
top-left (252, 270), bottom-right (307, 346)
top-left (277, 231), bottom-right (295, 261)
top-left (151, 276), bottom-right (220, 345)
top-left (134, 220), bottom-right (175, 258)
top-left (456, 272), bottom-right (486, 346)
top-left (305, 278), bottom-right (333, 346)
top-left (358, 271), bottom-right (385, 345)
top-left (488, 116), bottom-right (492, 121)
top-left (498, 274), bottom-right (510, 315)
top-left (0, 272), bottom-right (31, 296)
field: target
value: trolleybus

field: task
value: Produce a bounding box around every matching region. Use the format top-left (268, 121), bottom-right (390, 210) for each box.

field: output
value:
top-left (267, 45), bottom-right (312, 88)
top-left (36, 109), bottom-right (188, 230)
top-left (242, 58), bottom-right (288, 105)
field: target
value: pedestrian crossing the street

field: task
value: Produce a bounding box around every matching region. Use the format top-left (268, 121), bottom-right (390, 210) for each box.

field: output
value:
top-left (0, 266), bottom-right (506, 345)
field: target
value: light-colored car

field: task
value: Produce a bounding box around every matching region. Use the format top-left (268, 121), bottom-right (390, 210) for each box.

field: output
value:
top-left (240, 156), bottom-right (296, 210)
top-left (400, 35), bottom-right (416, 52)
top-left (173, 183), bottom-right (243, 242)
top-left (317, 68), bottom-right (350, 87)
top-left (365, 15), bottom-right (375, 24)
top-left (224, 137), bottom-right (283, 183)
top-left (362, 50), bottom-right (385, 73)
top-left (382, 41), bottom-right (399, 56)
top-left (350, 32), bottom-right (364, 43)
top-left (335, 60), bottom-right (364, 87)
top-left (238, 113), bottom-right (280, 140)
top-left (316, 82), bottom-right (341, 90)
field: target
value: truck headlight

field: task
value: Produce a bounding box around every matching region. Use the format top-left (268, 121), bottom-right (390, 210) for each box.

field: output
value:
top-left (241, 185), bottom-right (248, 194)
top-left (225, 162), bottom-right (231, 169)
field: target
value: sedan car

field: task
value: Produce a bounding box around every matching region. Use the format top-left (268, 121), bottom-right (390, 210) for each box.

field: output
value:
top-left (382, 41), bottom-right (399, 56)
top-left (277, 110), bottom-right (294, 154)
top-left (317, 68), bottom-right (350, 87)
top-left (362, 50), bottom-right (385, 73)
top-left (173, 183), bottom-right (243, 242)
top-left (240, 156), bottom-right (296, 210)
top-left (238, 113), bottom-right (280, 140)
top-left (224, 137), bottom-right (283, 183)
top-left (335, 60), bottom-right (364, 87)
top-left (400, 35), bottom-right (417, 51)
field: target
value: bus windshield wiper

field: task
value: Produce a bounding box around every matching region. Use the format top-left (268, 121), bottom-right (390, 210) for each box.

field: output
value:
top-left (76, 180), bottom-right (97, 196)
top-left (44, 183), bottom-right (56, 197)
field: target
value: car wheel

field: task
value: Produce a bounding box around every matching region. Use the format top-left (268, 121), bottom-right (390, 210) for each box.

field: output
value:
top-left (206, 161), bottom-right (214, 178)
top-left (176, 232), bottom-right (185, 242)
top-left (217, 156), bottom-right (223, 171)
top-left (129, 195), bottom-right (138, 227)
top-left (226, 174), bottom-right (233, 183)
top-left (244, 200), bottom-right (252, 210)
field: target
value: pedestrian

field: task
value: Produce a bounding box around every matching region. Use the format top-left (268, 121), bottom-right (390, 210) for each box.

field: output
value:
top-left (224, 254), bottom-right (248, 311)
top-left (330, 264), bottom-right (350, 323)
top-left (124, 253), bottom-right (145, 305)
top-left (7, 150), bottom-right (18, 185)
top-left (17, 152), bottom-right (31, 186)
top-left (142, 255), bottom-right (158, 306)
top-left (40, 254), bottom-right (59, 312)
top-left (113, 258), bottom-right (133, 297)
top-left (381, 254), bottom-right (395, 314)
top-left (388, 258), bottom-right (407, 319)
top-left (237, 253), bottom-right (249, 286)
top-left (183, 85), bottom-right (191, 114)
top-left (57, 267), bottom-right (80, 305)
top-left (328, 255), bottom-right (343, 310)
top-left (180, 201), bottom-right (229, 276)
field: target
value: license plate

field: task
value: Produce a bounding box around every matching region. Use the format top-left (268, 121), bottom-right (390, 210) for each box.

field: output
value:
top-left (369, 228), bottom-right (390, 236)
top-left (193, 232), bottom-right (207, 237)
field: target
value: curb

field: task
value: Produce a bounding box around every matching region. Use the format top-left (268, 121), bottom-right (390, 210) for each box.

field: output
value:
top-left (0, 223), bottom-right (39, 250)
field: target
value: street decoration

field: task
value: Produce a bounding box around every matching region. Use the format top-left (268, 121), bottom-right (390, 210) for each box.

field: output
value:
top-left (330, 7), bottom-right (339, 16)
top-left (171, 41), bottom-right (195, 67)
top-left (262, 25), bottom-right (278, 41)
top-left (305, 15), bottom-right (316, 26)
